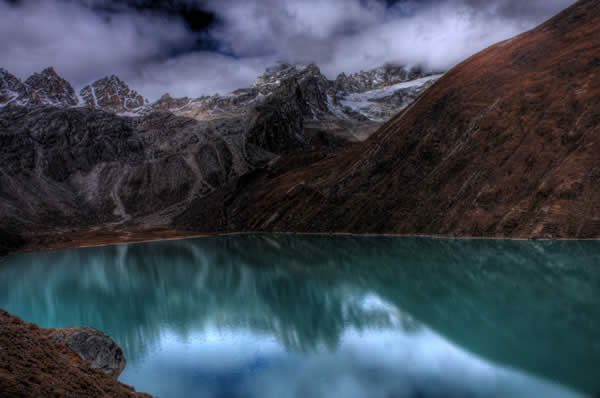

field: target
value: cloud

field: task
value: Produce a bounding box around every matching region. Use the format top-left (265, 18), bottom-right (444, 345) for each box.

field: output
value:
top-left (0, 0), bottom-right (188, 89)
top-left (129, 52), bottom-right (275, 99)
top-left (0, 0), bottom-right (578, 101)
top-left (201, 0), bottom-right (577, 77)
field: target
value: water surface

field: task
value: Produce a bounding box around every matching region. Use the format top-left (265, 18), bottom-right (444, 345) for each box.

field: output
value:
top-left (1, 235), bottom-right (598, 397)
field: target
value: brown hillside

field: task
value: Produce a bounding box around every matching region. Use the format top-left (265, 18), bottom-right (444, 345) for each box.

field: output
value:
top-left (177, 0), bottom-right (600, 239)
top-left (0, 310), bottom-right (151, 398)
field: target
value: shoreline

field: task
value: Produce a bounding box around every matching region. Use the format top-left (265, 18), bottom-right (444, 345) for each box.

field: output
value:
top-left (6, 228), bottom-right (600, 258)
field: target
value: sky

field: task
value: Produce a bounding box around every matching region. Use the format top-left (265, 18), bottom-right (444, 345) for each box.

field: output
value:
top-left (0, 0), bottom-right (578, 100)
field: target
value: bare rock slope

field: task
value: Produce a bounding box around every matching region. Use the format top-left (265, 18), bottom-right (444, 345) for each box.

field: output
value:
top-left (176, 0), bottom-right (600, 239)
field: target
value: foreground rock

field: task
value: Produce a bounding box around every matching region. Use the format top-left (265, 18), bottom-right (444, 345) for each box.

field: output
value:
top-left (0, 309), bottom-right (151, 397)
top-left (44, 327), bottom-right (126, 379)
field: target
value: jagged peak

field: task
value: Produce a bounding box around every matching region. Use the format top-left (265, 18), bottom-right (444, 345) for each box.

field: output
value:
top-left (80, 74), bottom-right (147, 114)
top-left (40, 66), bottom-right (58, 76)
top-left (18, 66), bottom-right (78, 107)
top-left (0, 67), bottom-right (14, 76)
top-left (25, 67), bottom-right (69, 84)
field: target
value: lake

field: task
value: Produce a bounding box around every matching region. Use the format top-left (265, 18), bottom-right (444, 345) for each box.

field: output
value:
top-left (0, 234), bottom-right (598, 398)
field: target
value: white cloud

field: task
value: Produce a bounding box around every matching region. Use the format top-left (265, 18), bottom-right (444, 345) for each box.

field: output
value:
top-left (0, 0), bottom-right (577, 101)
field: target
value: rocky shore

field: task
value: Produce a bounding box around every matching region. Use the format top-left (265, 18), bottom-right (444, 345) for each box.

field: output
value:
top-left (0, 309), bottom-right (151, 397)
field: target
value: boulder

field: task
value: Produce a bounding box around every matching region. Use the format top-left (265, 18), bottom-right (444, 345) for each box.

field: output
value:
top-left (46, 327), bottom-right (126, 378)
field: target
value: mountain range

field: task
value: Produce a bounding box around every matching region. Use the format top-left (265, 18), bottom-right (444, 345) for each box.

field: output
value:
top-left (0, 62), bottom-right (440, 252)
top-left (1, 0), bottom-right (600, 256)
top-left (2, 0), bottom-right (600, 395)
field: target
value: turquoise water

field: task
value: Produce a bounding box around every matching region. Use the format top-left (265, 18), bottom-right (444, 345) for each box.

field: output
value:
top-left (0, 235), bottom-right (598, 397)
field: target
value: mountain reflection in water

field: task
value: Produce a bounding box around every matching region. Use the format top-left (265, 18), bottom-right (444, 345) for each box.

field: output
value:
top-left (0, 235), bottom-right (598, 397)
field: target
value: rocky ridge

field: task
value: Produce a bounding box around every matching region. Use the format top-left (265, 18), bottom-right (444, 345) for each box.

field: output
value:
top-left (0, 61), bottom-right (440, 238)
top-left (0, 67), bottom-right (78, 107)
top-left (0, 69), bottom-right (150, 115)
top-left (157, 63), bottom-right (441, 123)
top-left (1, 63), bottom-right (441, 124)
top-left (80, 75), bottom-right (147, 115)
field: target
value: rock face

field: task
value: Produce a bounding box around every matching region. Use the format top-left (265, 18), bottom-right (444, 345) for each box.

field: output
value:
top-left (24, 67), bottom-right (79, 107)
top-left (163, 62), bottom-right (440, 125)
top-left (2, 0), bottom-right (599, 244)
top-left (81, 76), bottom-right (148, 114)
top-left (0, 67), bottom-right (78, 107)
top-left (0, 309), bottom-right (152, 397)
top-left (175, 0), bottom-right (600, 240)
top-left (45, 327), bottom-right (126, 378)
top-left (0, 105), bottom-right (260, 232)
top-left (333, 64), bottom-right (430, 94)
top-left (152, 93), bottom-right (190, 111)
top-left (0, 69), bottom-right (26, 105)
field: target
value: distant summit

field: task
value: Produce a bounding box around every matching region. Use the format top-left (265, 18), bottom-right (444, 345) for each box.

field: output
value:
top-left (0, 63), bottom-right (441, 123)
top-left (81, 75), bottom-right (147, 115)
top-left (0, 68), bottom-right (149, 114)
top-left (0, 67), bottom-right (78, 107)
top-left (24, 67), bottom-right (79, 107)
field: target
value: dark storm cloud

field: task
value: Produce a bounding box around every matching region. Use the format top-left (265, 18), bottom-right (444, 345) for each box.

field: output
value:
top-left (0, 0), bottom-right (577, 100)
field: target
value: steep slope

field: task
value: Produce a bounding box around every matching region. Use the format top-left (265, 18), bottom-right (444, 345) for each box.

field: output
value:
top-left (0, 309), bottom-right (151, 397)
top-left (0, 61), bottom-right (440, 243)
top-left (176, 0), bottom-right (600, 239)
top-left (0, 106), bottom-right (264, 233)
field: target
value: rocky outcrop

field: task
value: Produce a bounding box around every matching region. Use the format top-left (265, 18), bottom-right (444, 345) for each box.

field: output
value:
top-left (81, 76), bottom-right (147, 114)
top-left (0, 69), bottom-right (26, 105)
top-left (23, 67), bottom-right (79, 107)
top-left (45, 327), bottom-right (126, 379)
top-left (0, 105), bottom-right (265, 232)
top-left (152, 93), bottom-right (190, 111)
top-left (0, 309), bottom-right (152, 397)
top-left (0, 67), bottom-right (78, 107)
top-left (163, 62), bottom-right (440, 125)
top-left (333, 64), bottom-right (431, 94)
top-left (175, 0), bottom-right (600, 240)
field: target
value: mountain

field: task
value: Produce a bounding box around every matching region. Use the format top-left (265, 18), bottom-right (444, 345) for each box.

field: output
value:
top-left (80, 75), bottom-right (148, 114)
top-left (0, 68), bottom-right (148, 112)
top-left (175, 0), bottom-right (600, 240)
top-left (0, 67), bottom-right (78, 107)
top-left (1, 63), bottom-right (439, 124)
top-left (3, 0), bottom-right (598, 249)
top-left (0, 62), bottom-right (438, 244)
top-left (157, 63), bottom-right (440, 123)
